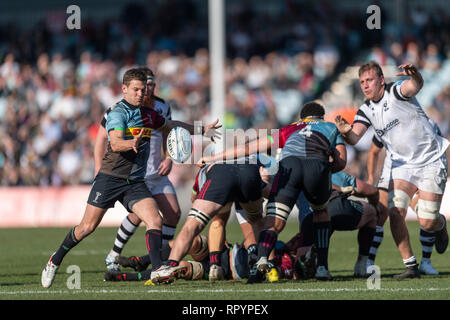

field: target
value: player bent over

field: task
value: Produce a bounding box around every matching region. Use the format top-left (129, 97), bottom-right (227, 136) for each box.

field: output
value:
top-left (150, 161), bottom-right (265, 285)
top-left (199, 102), bottom-right (347, 282)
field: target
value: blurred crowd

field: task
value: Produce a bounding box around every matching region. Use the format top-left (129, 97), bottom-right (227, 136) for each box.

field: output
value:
top-left (0, 0), bottom-right (449, 187)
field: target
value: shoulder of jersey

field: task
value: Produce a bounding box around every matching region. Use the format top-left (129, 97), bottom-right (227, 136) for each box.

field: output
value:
top-left (153, 95), bottom-right (166, 104)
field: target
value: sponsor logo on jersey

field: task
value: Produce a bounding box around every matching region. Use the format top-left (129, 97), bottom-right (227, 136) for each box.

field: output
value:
top-left (375, 119), bottom-right (399, 137)
top-left (125, 127), bottom-right (153, 138)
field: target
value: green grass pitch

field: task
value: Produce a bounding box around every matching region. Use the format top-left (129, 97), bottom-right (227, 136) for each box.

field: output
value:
top-left (0, 221), bottom-right (449, 300)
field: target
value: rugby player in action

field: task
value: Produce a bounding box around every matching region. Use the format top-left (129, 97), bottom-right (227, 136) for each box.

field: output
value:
top-left (335, 61), bottom-right (449, 279)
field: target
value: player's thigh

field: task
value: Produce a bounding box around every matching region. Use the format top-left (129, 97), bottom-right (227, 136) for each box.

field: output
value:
top-left (197, 165), bottom-right (236, 206)
top-left (153, 193), bottom-right (181, 224)
top-left (357, 202), bottom-right (377, 229)
top-left (132, 197), bottom-right (162, 229)
top-left (301, 159), bottom-right (331, 209)
top-left (87, 172), bottom-right (125, 209)
top-left (269, 157), bottom-right (303, 207)
top-left (124, 183), bottom-right (161, 229)
top-left (238, 164), bottom-right (263, 202)
top-left (147, 176), bottom-right (181, 214)
top-left (389, 179), bottom-right (418, 215)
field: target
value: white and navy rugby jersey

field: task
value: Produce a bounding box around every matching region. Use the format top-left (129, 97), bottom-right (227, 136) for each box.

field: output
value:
top-left (373, 118), bottom-right (448, 170)
top-left (101, 96), bottom-right (172, 178)
top-left (354, 81), bottom-right (449, 168)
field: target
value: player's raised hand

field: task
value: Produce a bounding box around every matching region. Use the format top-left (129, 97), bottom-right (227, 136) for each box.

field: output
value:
top-left (203, 119), bottom-right (222, 143)
top-left (132, 128), bottom-right (145, 153)
top-left (396, 64), bottom-right (419, 77)
top-left (334, 115), bottom-right (353, 134)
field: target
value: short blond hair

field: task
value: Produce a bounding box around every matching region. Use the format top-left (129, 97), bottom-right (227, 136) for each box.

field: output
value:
top-left (358, 61), bottom-right (384, 78)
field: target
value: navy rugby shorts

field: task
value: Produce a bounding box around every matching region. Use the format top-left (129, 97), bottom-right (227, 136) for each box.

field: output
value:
top-left (87, 172), bottom-right (152, 212)
top-left (196, 164), bottom-right (262, 206)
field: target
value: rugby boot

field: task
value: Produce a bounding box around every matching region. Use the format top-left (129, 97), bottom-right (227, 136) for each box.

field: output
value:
top-left (41, 254), bottom-right (59, 288)
top-left (117, 255), bottom-right (147, 272)
top-left (209, 264), bottom-right (225, 281)
top-left (315, 265), bottom-right (333, 281)
top-left (419, 260), bottom-right (439, 275)
top-left (435, 214), bottom-right (448, 254)
top-left (393, 265), bottom-right (420, 280)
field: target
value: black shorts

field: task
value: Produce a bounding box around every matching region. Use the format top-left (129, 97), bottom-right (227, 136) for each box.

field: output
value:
top-left (328, 195), bottom-right (363, 231)
top-left (269, 156), bottom-right (331, 209)
top-left (197, 164), bottom-right (262, 206)
top-left (87, 172), bottom-right (152, 212)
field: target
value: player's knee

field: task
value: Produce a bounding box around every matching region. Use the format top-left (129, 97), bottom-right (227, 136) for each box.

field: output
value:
top-left (388, 189), bottom-right (411, 210)
top-left (185, 208), bottom-right (211, 228)
top-left (190, 234), bottom-right (209, 261)
top-left (266, 202), bottom-right (291, 223)
top-left (416, 199), bottom-right (441, 229)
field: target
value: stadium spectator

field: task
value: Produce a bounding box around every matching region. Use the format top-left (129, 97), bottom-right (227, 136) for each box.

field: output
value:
top-left (0, 1), bottom-right (448, 191)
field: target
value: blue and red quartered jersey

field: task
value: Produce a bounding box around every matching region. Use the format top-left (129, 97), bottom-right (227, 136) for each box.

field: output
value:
top-left (271, 118), bottom-right (345, 161)
top-left (100, 99), bottom-right (166, 180)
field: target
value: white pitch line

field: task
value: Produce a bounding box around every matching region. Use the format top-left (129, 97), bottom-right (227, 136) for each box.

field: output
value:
top-left (1, 287), bottom-right (449, 295)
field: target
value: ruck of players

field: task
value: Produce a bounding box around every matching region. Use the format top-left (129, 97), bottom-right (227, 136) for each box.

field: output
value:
top-left (42, 61), bottom-right (449, 288)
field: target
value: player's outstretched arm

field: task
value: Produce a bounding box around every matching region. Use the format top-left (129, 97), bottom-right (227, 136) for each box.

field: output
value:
top-left (334, 116), bottom-right (367, 145)
top-left (160, 119), bottom-right (222, 142)
top-left (396, 63), bottom-right (424, 98)
top-left (197, 135), bottom-right (272, 166)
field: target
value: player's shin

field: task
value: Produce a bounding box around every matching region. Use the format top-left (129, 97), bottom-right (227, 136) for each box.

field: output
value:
top-left (146, 229), bottom-right (163, 271)
top-left (51, 227), bottom-right (80, 266)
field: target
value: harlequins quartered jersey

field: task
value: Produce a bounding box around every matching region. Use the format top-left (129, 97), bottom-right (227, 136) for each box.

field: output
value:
top-left (101, 96), bottom-right (172, 178)
top-left (354, 81), bottom-right (449, 168)
top-left (272, 118), bottom-right (345, 161)
top-left (100, 99), bottom-right (166, 180)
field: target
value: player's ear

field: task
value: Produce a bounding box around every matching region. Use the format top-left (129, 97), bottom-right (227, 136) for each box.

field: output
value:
top-left (121, 84), bottom-right (127, 94)
top-left (380, 75), bottom-right (385, 86)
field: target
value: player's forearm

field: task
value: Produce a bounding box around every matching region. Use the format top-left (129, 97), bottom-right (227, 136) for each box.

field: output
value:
top-left (110, 138), bottom-right (136, 152)
top-left (209, 144), bottom-right (248, 162)
top-left (366, 153), bottom-right (378, 185)
top-left (93, 144), bottom-right (106, 174)
top-left (401, 69), bottom-right (424, 97)
top-left (340, 130), bottom-right (360, 145)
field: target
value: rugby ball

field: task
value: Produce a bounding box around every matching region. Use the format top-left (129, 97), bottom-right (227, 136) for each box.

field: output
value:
top-left (167, 126), bottom-right (192, 163)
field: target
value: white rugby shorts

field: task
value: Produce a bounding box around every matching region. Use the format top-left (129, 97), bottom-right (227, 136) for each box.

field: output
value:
top-left (145, 174), bottom-right (176, 195)
top-left (377, 156), bottom-right (392, 191)
top-left (391, 154), bottom-right (448, 194)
